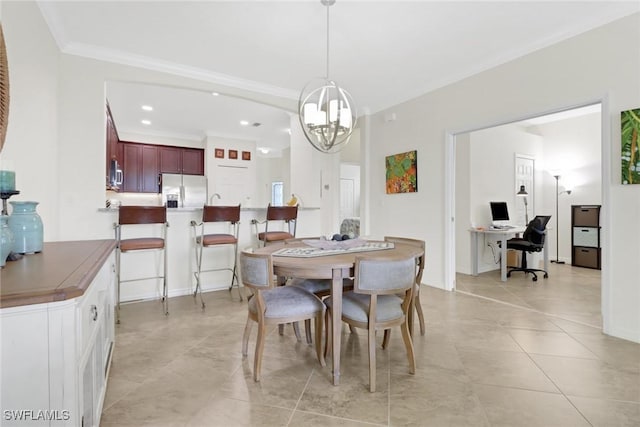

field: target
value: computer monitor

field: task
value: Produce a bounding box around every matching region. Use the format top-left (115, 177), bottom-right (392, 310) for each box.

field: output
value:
top-left (490, 201), bottom-right (510, 227)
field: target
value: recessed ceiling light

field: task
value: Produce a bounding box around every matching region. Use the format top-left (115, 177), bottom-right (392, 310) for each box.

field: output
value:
top-left (285, 128), bottom-right (291, 135)
top-left (258, 147), bottom-right (270, 154)
top-left (141, 105), bottom-right (153, 111)
top-left (141, 119), bottom-right (151, 125)
top-left (211, 92), bottom-right (219, 97)
top-left (240, 120), bottom-right (249, 126)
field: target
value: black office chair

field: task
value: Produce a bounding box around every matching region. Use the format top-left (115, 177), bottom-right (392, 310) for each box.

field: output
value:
top-left (506, 215), bottom-right (551, 282)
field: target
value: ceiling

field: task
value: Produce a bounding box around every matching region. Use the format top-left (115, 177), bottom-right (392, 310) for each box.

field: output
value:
top-left (37, 1), bottom-right (639, 152)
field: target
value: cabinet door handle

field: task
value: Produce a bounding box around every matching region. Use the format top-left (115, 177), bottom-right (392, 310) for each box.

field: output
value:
top-left (91, 305), bottom-right (98, 321)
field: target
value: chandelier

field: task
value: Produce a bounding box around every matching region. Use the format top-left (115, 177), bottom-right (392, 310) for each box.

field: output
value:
top-left (298, 0), bottom-right (357, 154)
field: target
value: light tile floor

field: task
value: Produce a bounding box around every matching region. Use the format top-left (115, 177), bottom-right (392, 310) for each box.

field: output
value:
top-left (102, 264), bottom-right (640, 426)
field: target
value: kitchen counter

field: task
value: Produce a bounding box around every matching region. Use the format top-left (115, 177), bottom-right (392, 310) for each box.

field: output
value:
top-left (0, 239), bottom-right (116, 308)
top-left (98, 206), bottom-right (320, 212)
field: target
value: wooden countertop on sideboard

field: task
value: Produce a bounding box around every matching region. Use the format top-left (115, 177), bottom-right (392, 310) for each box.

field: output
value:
top-left (0, 239), bottom-right (116, 309)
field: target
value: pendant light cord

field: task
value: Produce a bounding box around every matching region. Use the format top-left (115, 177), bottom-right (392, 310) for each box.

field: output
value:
top-left (325, 2), bottom-right (330, 79)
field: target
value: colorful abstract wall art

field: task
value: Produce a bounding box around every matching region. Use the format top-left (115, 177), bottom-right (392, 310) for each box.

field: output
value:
top-left (621, 108), bottom-right (640, 184)
top-left (385, 150), bottom-right (418, 194)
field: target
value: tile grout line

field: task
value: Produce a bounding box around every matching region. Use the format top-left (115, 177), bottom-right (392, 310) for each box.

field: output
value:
top-left (455, 289), bottom-right (601, 329)
top-left (286, 368), bottom-right (315, 426)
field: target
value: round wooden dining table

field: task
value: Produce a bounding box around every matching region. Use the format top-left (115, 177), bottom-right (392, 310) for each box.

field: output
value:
top-left (254, 240), bottom-right (424, 386)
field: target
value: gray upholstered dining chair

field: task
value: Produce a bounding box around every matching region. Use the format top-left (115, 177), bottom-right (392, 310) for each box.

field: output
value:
top-left (284, 237), bottom-right (355, 344)
top-left (240, 249), bottom-right (325, 382)
top-left (383, 236), bottom-right (426, 338)
top-left (324, 254), bottom-right (417, 392)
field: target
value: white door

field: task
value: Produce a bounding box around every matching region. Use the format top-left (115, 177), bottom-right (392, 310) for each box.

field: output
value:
top-left (515, 154), bottom-right (534, 226)
top-left (340, 178), bottom-right (355, 220)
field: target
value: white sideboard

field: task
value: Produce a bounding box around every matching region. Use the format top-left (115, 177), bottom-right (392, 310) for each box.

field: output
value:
top-left (1, 240), bottom-right (116, 427)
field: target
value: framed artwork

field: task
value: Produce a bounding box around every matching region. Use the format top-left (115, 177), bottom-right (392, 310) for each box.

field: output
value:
top-left (214, 148), bottom-right (224, 159)
top-left (621, 107), bottom-right (640, 184)
top-left (228, 149), bottom-right (238, 159)
top-left (242, 151), bottom-right (251, 161)
top-left (385, 150), bottom-right (417, 194)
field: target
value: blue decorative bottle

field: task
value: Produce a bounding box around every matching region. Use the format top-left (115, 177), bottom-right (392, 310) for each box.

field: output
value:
top-left (0, 215), bottom-right (13, 267)
top-left (8, 201), bottom-right (43, 254)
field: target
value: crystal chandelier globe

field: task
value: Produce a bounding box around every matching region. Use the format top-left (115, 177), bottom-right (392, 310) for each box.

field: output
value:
top-left (298, 0), bottom-right (357, 154)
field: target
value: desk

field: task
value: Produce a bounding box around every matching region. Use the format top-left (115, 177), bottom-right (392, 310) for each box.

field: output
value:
top-left (254, 241), bottom-right (423, 386)
top-left (469, 227), bottom-right (549, 282)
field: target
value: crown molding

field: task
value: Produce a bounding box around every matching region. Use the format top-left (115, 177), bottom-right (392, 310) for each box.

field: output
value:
top-left (37, 1), bottom-right (299, 102)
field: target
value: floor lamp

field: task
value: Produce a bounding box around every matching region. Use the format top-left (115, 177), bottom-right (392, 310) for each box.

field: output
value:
top-left (551, 175), bottom-right (571, 264)
top-left (516, 185), bottom-right (528, 225)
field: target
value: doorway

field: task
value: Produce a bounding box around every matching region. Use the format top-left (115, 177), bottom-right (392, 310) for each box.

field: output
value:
top-left (446, 102), bottom-right (606, 329)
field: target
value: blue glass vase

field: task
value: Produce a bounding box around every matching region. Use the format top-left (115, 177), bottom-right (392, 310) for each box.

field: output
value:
top-left (0, 215), bottom-right (14, 267)
top-left (9, 201), bottom-right (43, 254)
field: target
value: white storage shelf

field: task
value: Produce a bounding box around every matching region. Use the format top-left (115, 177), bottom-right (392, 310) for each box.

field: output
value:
top-left (0, 240), bottom-right (116, 427)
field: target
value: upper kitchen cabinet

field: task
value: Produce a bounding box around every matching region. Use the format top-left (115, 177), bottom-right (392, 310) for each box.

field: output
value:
top-left (159, 146), bottom-right (204, 175)
top-left (121, 142), bottom-right (160, 193)
top-left (121, 142), bottom-right (204, 193)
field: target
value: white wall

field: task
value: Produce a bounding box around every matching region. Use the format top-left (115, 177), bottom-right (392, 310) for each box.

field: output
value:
top-left (368, 13), bottom-right (640, 342)
top-left (0, 1), bottom-right (60, 241)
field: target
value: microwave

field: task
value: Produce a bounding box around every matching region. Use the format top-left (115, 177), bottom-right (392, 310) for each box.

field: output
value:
top-left (109, 159), bottom-right (123, 188)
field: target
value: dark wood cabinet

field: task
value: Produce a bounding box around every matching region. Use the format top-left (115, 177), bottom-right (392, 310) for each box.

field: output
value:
top-left (159, 146), bottom-right (182, 174)
top-left (158, 146), bottom-right (204, 175)
top-left (181, 148), bottom-right (204, 175)
top-left (121, 142), bottom-right (159, 193)
top-left (571, 205), bottom-right (601, 269)
top-left (141, 145), bottom-right (159, 192)
top-left (120, 141), bottom-right (204, 193)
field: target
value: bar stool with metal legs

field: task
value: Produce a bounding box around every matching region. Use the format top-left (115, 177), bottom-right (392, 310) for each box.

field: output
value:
top-left (190, 204), bottom-right (242, 308)
top-left (114, 206), bottom-right (169, 323)
top-left (252, 204), bottom-right (298, 247)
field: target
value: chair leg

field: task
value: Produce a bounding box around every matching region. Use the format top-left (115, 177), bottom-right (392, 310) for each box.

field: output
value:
top-left (194, 241), bottom-right (205, 309)
top-left (382, 329), bottom-right (391, 349)
top-left (400, 319), bottom-right (416, 375)
top-left (324, 308), bottom-right (332, 359)
top-left (229, 244), bottom-right (243, 301)
top-left (163, 246), bottom-right (169, 316)
top-left (305, 319), bottom-right (313, 345)
top-left (368, 325), bottom-right (376, 392)
top-left (414, 291), bottom-right (426, 336)
top-left (292, 322), bottom-right (302, 342)
top-left (254, 322), bottom-right (266, 382)
top-left (116, 247), bottom-right (121, 324)
top-left (242, 318), bottom-right (253, 357)
top-left (315, 314), bottom-right (325, 367)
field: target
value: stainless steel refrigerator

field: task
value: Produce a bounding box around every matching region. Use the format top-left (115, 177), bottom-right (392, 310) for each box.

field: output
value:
top-left (160, 173), bottom-right (207, 208)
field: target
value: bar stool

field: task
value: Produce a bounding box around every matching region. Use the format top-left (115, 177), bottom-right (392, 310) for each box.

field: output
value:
top-left (190, 204), bottom-right (241, 308)
top-left (114, 206), bottom-right (169, 323)
top-left (252, 204), bottom-right (298, 247)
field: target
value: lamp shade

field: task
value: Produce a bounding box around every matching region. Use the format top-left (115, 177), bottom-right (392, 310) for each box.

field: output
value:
top-left (517, 185), bottom-right (528, 196)
top-left (298, 77), bottom-right (357, 153)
